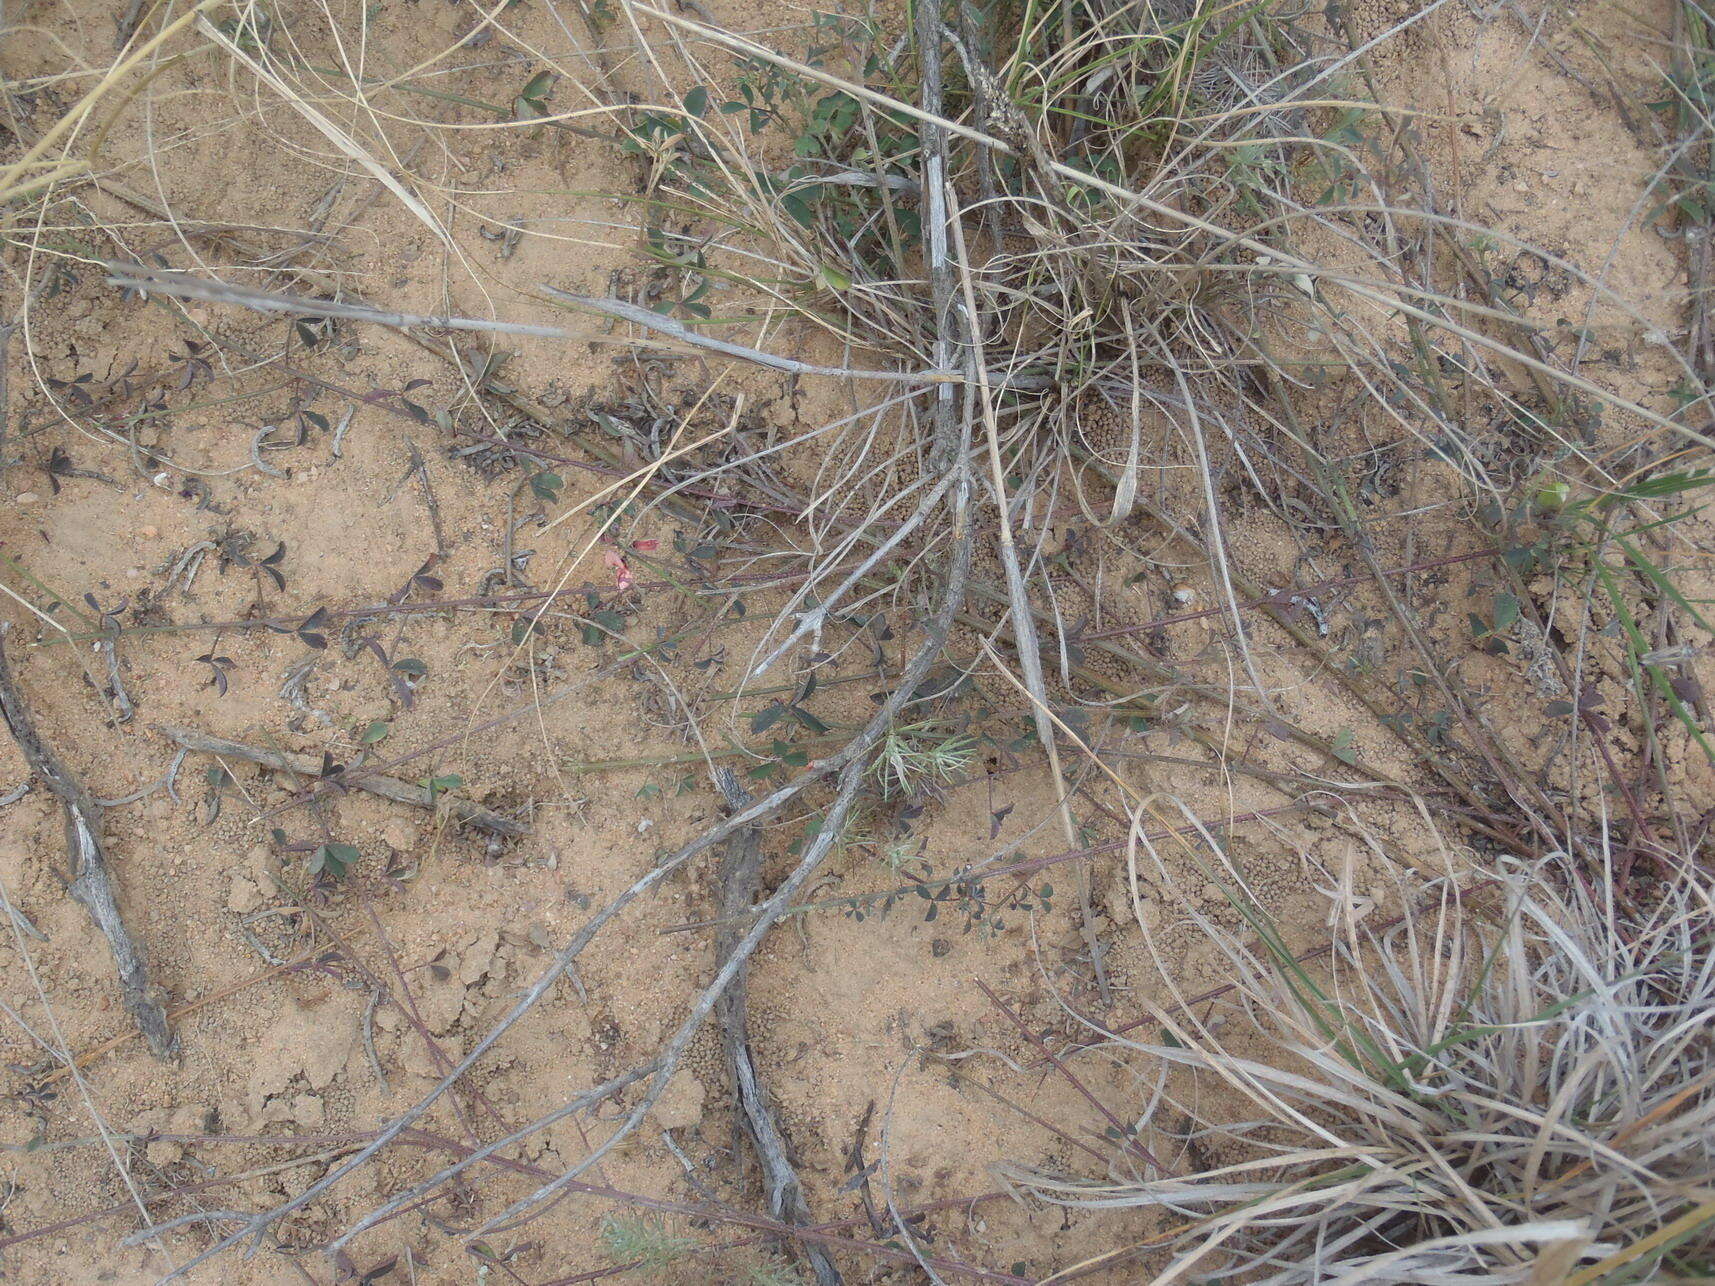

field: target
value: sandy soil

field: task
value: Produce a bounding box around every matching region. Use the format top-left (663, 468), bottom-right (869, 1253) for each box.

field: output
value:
top-left (0, 0), bottom-right (1704, 1282)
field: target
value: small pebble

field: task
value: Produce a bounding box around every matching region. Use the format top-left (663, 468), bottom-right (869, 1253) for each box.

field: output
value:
top-left (13, 492), bottom-right (38, 504)
top-left (140, 525), bottom-right (159, 539)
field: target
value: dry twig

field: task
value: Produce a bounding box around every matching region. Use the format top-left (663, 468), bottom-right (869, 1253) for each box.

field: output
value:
top-left (0, 626), bottom-right (175, 1058)
top-left (153, 725), bottom-right (526, 839)
top-left (715, 767), bottom-right (842, 1286)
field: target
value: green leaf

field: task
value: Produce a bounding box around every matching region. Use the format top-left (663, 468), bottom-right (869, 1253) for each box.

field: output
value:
top-left (420, 773), bottom-right (464, 802)
top-left (529, 470), bottom-right (564, 503)
top-left (519, 70), bottom-right (554, 102)
top-left (818, 264), bottom-right (852, 291)
top-left (1614, 467), bottom-right (1713, 501)
top-left (360, 720), bottom-right (391, 744)
top-left (682, 85), bottom-right (708, 117)
top-left (1502, 545), bottom-right (1535, 571)
top-left (580, 607), bottom-right (627, 647)
top-left (310, 842), bottom-right (360, 880)
top-left (1331, 728), bottom-right (1358, 765)
top-left (1493, 592), bottom-right (1520, 632)
top-left (788, 704), bottom-right (829, 734)
top-left (392, 657), bottom-right (429, 677)
top-left (1595, 563), bottom-right (1715, 768)
top-left (1614, 536), bottom-right (1714, 635)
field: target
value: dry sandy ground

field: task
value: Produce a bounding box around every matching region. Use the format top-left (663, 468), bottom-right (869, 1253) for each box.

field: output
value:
top-left (0, 0), bottom-right (1705, 1282)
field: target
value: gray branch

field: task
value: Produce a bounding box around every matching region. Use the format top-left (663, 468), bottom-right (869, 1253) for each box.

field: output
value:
top-left (0, 626), bottom-right (175, 1059)
top-left (717, 768), bottom-right (842, 1286)
top-left (154, 725), bottom-right (526, 839)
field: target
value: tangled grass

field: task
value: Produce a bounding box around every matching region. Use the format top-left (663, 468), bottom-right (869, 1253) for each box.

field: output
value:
top-left (1003, 831), bottom-right (1715, 1282)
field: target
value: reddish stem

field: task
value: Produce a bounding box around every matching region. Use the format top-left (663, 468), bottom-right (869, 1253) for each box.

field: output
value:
top-left (974, 979), bottom-right (1171, 1176)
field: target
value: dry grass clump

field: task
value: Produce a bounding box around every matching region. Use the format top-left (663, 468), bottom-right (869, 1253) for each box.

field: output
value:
top-left (1004, 837), bottom-right (1715, 1283)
